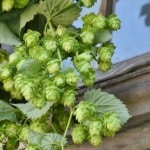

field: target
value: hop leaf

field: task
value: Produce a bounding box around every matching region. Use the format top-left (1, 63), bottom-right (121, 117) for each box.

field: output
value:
top-left (25, 144), bottom-right (42, 150)
top-left (71, 124), bottom-right (88, 144)
top-left (14, 0), bottom-right (30, 8)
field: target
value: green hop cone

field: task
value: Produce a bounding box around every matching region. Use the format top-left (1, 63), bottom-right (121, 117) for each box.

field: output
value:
top-left (82, 69), bottom-right (96, 86)
top-left (5, 122), bottom-right (19, 138)
top-left (0, 131), bottom-right (5, 142)
top-left (42, 37), bottom-right (58, 53)
top-left (62, 89), bottom-right (77, 107)
top-left (65, 70), bottom-right (79, 86)
top-left (23, 29), bottom-right (41, 48)
top-left (2, 0), bottom-right (14, 11)
top-left (88, 134), bottom-right (102, 146)
top-left (9, 52), bottom-right (22, 65)
top-left (75, 51), bottom-right (93, 62)
top-left (82, 12), bottom-right (96, 25)
top-left (103, 112), bottom-right (121, 137)
top-left (54, 74), bottom-right (65, 87)
top-left (89, 120), bottom-right (103, 136)
top-left (80, 29), bottom-right (95, 45)
top-left (47, 59), bottom-right (60, 74)
top-left (58, 113), bottom-right (69, 131)
top-left (25, 144), bottom-right (42, 150)
top-left (98, 61), bottom-right (112, 72)
top-left (92, 14), bottom-right (107, 30)
top-left (3, 78), bottom-right (14, 92)
top-left (60, 35), bottom-right (79, 53)
top-left (71, 124), bottom-right (88, 144)
top-left (74, 101), bottom-right (96, 123)
top-left (107, 14), bottom-right (121, 30)
top-left (45, 85), bottom-right (60, 102)
top-left (14, 44), bottom-right (28, 53)
top-left (14, 0), bottom-right (30, 8)
top-left (56, 25), bottom-right (67, 36)
top-left (80, 0), bottom-right (96, 8)
top-left (1, 65), bottom-right (13, 79)
top-left (18, 125), bottom-right (29, 142)
top-left (30, 119), bottom-right (48, 133)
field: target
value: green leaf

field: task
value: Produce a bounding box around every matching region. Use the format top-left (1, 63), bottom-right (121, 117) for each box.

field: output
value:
top-left (13, 101), bottom-right (54, 119)
top-left (28, 130), bottom-right (45, 146)
top-left (41, 133), bottom-right (67, 150)
top-left (38, 0), bottom-right (81, 26)
top-left (0, 21), bottom-right (21, 45)
top-left (94, 29), bottom-right (112, 44)
top-left (0, 100), bottom-right (18, 121)
top-left (19, 4), bottom-right (38, 32)
top-left (83, 89), bottom-right (131, 124)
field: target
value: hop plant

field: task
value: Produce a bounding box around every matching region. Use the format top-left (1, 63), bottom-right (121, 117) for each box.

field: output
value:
top-left (2, 0), bottom-right (14, 11)
top-left (71, 124), bottom-right (88, 144)
top-left (107, 14), bottom-right (121, 30)
top-left (103, 112), bottom-right (121, 137)
top-left (14, 0), bottom-right (30, 8)
top-left (74, 101), bottom-right (96, 123)
top-left (23, 29), bottom-right (41, 48)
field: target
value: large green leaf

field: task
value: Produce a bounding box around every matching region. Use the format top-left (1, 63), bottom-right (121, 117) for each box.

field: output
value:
top-left (38, 0), bottom-right (81, 26)
top-left (41, 133), bottom-right (67, 150)
top-left (13, 101), bottom-right (54, 119)
top-left (0, 100), bottom-right (18, 121)
top-left (0, 21), bottom-right (21, 45)
top-left (83, 89), bottom-right (131, 124)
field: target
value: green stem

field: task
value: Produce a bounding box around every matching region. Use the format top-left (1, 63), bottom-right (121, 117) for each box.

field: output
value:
top-left (61, 108), bottom-right (74, 150)
top-left (57, 48), bottom-right (63, 69)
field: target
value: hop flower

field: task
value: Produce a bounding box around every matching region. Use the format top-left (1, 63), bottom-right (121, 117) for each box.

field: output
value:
top-left (98, 61), bottom-right (112, 72)
top-left (14, 0), bottom-right (30, 8)
top-left (5, 122), bottom-right (19, 138)
top-left (74, 101), bottom-right (96, 123)
top-left (80, 0), bottom-right (96, 8)
top-left (0, 131), bottom-right (5, 142)
top-left (10, 88), bottom-right (23, 100)
top-left (47, 59), bottom-right (60, 74)
top-left (88, 134), bottom-right (102, 146)
top-left (60, 35), bottom-right (79, 53)
top-left (89, 120), bottom-right (103, 136)
top-left (42, 37), bottom-right (58, 53)
top-left (80, 29), bottom-right (95, 45)
top-left (14, 44), bottom-right (28, 53)
top-left (3, 138), bottom-right (19, 150)
top-left (2, 0), bottom-right (14, 11)
top-left (30, 119), bottom-right (48, 133)
top-left (81, 69), bottom-right (96, 86)
top-left (71, 124), bottom-right (88, 144)
top-left (54, 74), bottom-right (65, 87)
top-left (62, 89), bottom-right (77, 107)
top-left (56, 25), bottom-right (67, 36)
top-left (23, 29), bottom-right (41, 48)
top-left (92, 14), bottom-right (106, 30)
top-left (107, 14), bottom-right (121, 30)
top-left (82, 13), bottom-right (96, 25)
top-left (3, 78), bottom-right (14, 92)
top-left (45, 85), bottom-right (60, 102)
top-left (1, 65), bottom-right (13, 79)
top-left (18, 125), bottom-right (29, 142)
top-left (103, 112), bottom-right (121, 137)
top-left (65, 70), bottom-right (79, 86)
top-left (9, 52), bottom-right (22, 65)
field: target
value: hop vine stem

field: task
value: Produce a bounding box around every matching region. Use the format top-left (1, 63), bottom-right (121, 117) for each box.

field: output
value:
top-left (61, 108), bottom-right (74, 150)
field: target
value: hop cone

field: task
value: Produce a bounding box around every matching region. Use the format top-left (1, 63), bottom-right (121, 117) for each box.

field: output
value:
top-left (89, 120), bottom-right (103, 136)
top-left (3, 78), bottom-right (14, 92)
top-left (1, 65), bottom-right (13, 79)
top-left (23, 29), bottom-right (41, 48)
top-left (56, 25), bottom-right (67, 36)
top-left (14, 0), bottom-right (30, 8)
top-left (54, 74), bottom-right (65, 87)
top-left (74, 101), bottom-right (96, 123)
top-left (18, 125), bottom-right (29, 142)
top-left (82, 12), bottom-right (96, 25)
top-left (98, 61), bottom-right (112, 72)
top-left (9, 52), bottom-right (22, 65)
top-left (2, 0), bottom-right (14, 11)
top-left (107, 14), bottom-right (121, 30)
top-left (3, 138), bottom-right (19, 150)
top-left (103, 112), bottom-right (121, 137)
top-left (47, 59), bottom-right (60, 74)
top-left (88, 134), bottom-right (102, 146)
top-left (80, 0), bottom-right (96, 8)
top-left (71, 124), bottom-right (88, 144)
